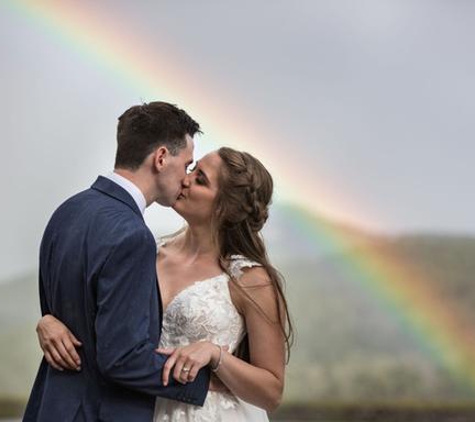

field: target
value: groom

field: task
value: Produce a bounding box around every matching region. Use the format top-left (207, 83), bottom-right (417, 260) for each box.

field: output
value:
top-left (23, 102), bottom-right (210, 421)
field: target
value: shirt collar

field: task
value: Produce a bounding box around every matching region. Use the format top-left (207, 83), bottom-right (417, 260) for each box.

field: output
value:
top-left (104, 171), bottom-right (147, 215)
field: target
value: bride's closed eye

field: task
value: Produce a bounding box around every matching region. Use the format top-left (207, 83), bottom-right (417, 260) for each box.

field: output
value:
top-left (195, 175), bottom-right (206, 185)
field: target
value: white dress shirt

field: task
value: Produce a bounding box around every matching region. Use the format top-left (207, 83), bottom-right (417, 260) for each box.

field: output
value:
top-left (104, 171), bottom-right (147, 215)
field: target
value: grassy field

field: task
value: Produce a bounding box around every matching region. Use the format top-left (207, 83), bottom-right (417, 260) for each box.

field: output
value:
top-left (272, 402), bottom-right (475, 421)
top-left (3, 400), bottom-right (475, 421)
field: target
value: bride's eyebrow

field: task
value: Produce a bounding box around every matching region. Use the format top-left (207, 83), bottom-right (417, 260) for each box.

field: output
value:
top-left (198, 168), bottom-right (210, 184)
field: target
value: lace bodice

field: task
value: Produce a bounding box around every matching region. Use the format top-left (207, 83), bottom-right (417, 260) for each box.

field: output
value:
top-left (157, 239), bottom-right (261, 353)
top-left (153, 238), bottom-right (269, 421)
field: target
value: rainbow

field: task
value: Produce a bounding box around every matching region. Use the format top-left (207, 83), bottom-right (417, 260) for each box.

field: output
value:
top-left (5, 0), bottom-right (475, 395)
top-left (4, 0), bottom-right (373, 228)
top-left (284, 205), bottom-right (475, 392)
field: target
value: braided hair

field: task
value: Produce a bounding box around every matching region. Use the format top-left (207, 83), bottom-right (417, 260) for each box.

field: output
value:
top-left (212, 147), bottom-right (293, 362)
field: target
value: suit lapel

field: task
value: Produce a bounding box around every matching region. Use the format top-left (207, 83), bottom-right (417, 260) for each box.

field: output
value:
top-left (91, 176), bottom-right (145, 220)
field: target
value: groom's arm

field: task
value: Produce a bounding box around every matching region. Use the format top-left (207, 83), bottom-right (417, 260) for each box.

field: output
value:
top-left (94, 225), bottom-right (210, 405)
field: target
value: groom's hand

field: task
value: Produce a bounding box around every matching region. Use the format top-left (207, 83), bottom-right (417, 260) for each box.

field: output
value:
top-left (37, 314), bottom-right (82, 372)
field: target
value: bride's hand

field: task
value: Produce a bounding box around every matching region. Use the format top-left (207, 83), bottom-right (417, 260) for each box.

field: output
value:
top-left (36, 314), bottom-right (82, 372)
top-left (156, 342), bottom-right (227, 386)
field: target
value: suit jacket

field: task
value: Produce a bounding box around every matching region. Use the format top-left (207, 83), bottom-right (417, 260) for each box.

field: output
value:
top-left (23, 176), bottom-right (210, 422)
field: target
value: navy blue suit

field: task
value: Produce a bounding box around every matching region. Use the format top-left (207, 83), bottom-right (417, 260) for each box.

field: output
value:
top-left (23, 176), bottom-right (209, 421)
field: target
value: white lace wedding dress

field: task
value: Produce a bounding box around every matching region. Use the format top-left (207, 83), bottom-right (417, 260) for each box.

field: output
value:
top-left (153, 240), bottom-right (269, 421)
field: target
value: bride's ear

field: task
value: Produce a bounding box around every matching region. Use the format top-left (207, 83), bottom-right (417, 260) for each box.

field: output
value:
top-left (153, 146), bottom-right (168, 171)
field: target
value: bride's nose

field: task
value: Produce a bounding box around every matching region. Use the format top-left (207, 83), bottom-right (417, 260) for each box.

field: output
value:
top-left (182, 175), bottom-right (191, 188)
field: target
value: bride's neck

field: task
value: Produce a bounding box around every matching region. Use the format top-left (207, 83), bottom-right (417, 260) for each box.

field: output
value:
top-left (177, 224), bottom-right (217, 259)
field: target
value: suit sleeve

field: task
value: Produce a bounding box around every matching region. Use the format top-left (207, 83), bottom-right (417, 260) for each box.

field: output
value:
top-left (39, 269), bottom-right (51, 316)
top-left (38, 233), bottom-right (52, 316)
top-left (95, 227), bottom-right (209, 405)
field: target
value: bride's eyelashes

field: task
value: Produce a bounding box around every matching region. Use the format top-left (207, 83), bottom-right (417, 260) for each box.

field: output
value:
top-left (196, 168), bottom-right (211, 186)
top-left (186, 161), bottom-right (210, 186)
top-left (187, 165), bottom-right (208, 186)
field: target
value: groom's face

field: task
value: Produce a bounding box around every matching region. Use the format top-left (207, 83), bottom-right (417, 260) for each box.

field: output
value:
top-left (155, 134), bottom-right (194, 206)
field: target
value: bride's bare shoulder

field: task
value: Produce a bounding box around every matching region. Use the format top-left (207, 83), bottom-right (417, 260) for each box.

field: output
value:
top-left (236, 266), bottom-right (271, 288)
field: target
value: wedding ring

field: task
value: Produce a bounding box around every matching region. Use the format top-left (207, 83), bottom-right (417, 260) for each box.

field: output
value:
top-left (181, 367), bottom-right (190, 372)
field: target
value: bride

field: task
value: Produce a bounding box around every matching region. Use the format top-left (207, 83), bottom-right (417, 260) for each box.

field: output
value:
top-left (36, 147), bottom-right (293, 421)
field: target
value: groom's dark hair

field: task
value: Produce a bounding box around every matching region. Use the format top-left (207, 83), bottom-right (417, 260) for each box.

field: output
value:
top-left (115, 101), bottom-right (201, 170)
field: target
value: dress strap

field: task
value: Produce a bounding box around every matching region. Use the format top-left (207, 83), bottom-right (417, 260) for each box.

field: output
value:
top-left (228, 255), bottom-right (262, 279)
top-left (155, 236), bottom-right (168, 250)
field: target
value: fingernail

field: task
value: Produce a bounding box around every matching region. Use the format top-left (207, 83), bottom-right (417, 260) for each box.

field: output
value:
top-left (76, 367), bottom-right (81, 371)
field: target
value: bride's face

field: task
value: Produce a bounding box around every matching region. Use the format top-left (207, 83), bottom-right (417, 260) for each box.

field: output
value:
top-left (172, 151), bottom-right (222, 224)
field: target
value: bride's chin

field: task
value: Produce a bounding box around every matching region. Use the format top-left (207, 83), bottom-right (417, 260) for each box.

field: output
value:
top-left (171, 206), bottom-right (194, 224)
top-left (172, 202), bottom-right (185, 215)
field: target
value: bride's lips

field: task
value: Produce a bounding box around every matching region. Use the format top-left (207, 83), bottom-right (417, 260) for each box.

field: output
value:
top-left (177, 193), bottom-right (186, 200)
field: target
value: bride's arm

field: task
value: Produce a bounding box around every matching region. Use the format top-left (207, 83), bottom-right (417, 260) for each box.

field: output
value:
top-left (214, 267), bottom-right (285, 412)
top-left (161, 267), bottom-right (286, 412)
top-left (36, 314), bottom-right (82, 371)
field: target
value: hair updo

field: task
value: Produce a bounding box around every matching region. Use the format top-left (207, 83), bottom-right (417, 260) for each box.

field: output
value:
top-left (214, 147), bottom-right (272, 235)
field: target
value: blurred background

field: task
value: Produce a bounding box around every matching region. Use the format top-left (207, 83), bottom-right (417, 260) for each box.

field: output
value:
top-left (1, 1), bottom-right (475, 421)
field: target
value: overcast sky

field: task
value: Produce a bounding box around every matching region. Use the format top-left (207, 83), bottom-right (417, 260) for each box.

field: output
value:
top-left (1, 0), bottom-right (474, 280)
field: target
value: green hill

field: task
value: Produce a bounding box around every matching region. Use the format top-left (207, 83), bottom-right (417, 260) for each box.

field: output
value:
top-left (1, 231), bottom-right (475, 407)
top-left (282, 234), bottom-right (475, 402)
top-left (0, 273), bottom-right (42, 401)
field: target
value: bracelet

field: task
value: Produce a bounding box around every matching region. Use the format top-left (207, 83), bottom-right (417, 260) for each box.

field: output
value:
top-left (211, 344), bottom-right (223, 372)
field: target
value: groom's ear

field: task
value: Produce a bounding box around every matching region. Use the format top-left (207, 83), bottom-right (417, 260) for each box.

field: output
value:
top-left (152, 146), bottom-right (169, 171)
